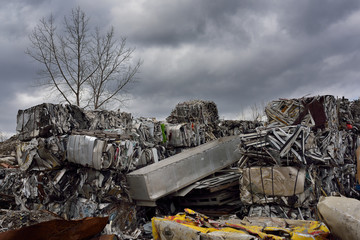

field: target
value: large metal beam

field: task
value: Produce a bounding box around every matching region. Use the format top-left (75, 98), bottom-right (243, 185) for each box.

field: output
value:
top-left (126, 135), bottom-right (241, 206)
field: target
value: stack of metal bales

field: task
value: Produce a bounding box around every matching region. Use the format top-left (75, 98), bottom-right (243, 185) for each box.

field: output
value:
top-left (237, 95), bottom-right (360, 220)
top-left (2, 100), bottom-right (229, 236)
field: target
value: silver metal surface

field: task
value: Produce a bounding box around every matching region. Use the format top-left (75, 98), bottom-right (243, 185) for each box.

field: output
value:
top-left (67, 135), bottom-right (105, 170)
top-left (126, 135), bottom-right (241, 206)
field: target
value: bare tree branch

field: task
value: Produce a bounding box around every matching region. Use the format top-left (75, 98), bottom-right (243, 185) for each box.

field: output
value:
top-left (27, 7), bottom-right (139, 109)
top-left (87, 26), bottom-right (142, 109)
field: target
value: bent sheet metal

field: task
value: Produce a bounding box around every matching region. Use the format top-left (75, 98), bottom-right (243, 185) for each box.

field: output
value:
top-left (0, 216), bottom-right (108, 240)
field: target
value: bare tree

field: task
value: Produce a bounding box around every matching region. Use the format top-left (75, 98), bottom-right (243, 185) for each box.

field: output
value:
top-left (250, 101), bottom-right (267, 122)
top-left (237, 101), bottom-right (267, 122)
top-left (89, 27), bottom-right (141, 109)
top-left (26, 7), bottom-right (141, 109)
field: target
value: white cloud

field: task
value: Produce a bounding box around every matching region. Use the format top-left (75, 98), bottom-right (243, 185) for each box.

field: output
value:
top-left (10, 86), bottom-right (60, 110)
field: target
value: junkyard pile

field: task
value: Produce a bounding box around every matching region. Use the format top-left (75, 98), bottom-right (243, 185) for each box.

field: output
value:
top-left (0, 96), bottom-right (360, 239)
top-left (237, 96), bottom-right (360, 220)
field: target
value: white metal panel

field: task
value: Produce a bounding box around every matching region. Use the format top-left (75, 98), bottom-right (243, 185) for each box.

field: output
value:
top-left (126, 135), bottom-right (241, 206)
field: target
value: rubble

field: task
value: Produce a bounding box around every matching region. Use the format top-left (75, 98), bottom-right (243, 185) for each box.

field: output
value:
top-left (219, 120), bottom-right (260, 136)
top-left (0, 209), bottom-right (62, 233)
top-left (175, 169), bottom-right (241, 208)
top-left (167, 100), bottom-right (222, 140)
top-left (265, 95), bottom-right (338, 130)
top-left (166, 100), bottom-right (219, 125)
top-left (16, 103), bottom-right (89, 141)
top-left (350, 98), bottom-right (360, 126)
top-left (1, 100), bottom-right (237, 238)
top-left (236, 95), bottom-right (360, 221)
top-left (1, 96), bottom-right (360, 238)
top-left (0, 135), bottom-right (19, 168)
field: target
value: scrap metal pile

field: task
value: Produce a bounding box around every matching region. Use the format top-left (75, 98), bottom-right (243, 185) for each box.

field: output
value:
top-left (1, 96), bottom-right (360, 239)
top-left (15, 102), bottom-right (215, 173)
top-left (166, 100), bottom-right (222, 140)
top-left (237, 95), bottom-right (360, 220)
top-left (0, 100), bottom-right (245, 238)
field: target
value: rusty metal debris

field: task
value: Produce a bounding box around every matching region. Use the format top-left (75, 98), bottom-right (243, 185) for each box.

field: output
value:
top-left (0, 216), bottom-right (108, 240)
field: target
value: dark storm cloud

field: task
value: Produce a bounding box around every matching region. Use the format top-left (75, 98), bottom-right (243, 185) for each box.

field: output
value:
top-left (277, 0), bottom-right (360, 36)
top-left (111, 0), bottom-right (261, 47)
top-left (0, 0), bottom-right (77, 135)
top-left (113, 1), bottom-right (208, 46)
top-left (121, 0), bottom-right (360, 119)
top-left (2, 0), bottom-right (360, 135)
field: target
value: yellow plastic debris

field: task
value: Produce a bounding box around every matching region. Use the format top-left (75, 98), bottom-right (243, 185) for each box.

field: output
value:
top-left (152, 209), bottom-right (330, 240)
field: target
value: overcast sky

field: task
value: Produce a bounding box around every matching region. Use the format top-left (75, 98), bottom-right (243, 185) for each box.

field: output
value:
top-left (1, 0), bottom-right (360, 137)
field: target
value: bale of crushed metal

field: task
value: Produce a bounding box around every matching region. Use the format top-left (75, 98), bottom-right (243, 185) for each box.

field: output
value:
top-left (166, 100), bottom-right (221, 140)
top-left (265, 95), bottom-right (338, 130)
top-left (237, 95), bottom-right (360, 220)
top-left (0, 135), bottom-right (19, 168)
top-left (218, 120), bottom-right (260, 136)
top-left (85, 109), bottom-right (132, 131)
top-left (350, 98), bottom-right (360, 129)
top-left (239, 167), bottom-right (306, 205)
top-left (16, 103), bottom-right (89, 141)
top-left (237, 123), bottom-right (358, 218)
top-left (15, 136), bottom-right (65, 171)
top-left (338, 97), bottom-right (360, 129)
top-left (338, 97), bottom-right (353, 128)
top-left (163, 122), bottom-right (206, 147)
top-left (317, 196), bottom-right (360, 240)
top-left (166, 100), bottom-right (219, 125)
top-left (66, 135), bottom-right (161, 171)
top-left (0, 165), bottom-right (139, 236)
top-left (16, 104), bottom-right (134, 141)
top-left (0, 209), bottom-right (62, 233)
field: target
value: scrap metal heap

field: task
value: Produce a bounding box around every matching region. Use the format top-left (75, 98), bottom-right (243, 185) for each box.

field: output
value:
top-left (166, 99), bottom-right (260, 139)
top-left (0, 100), bottom-right (249, 238)
top-left (237, 95), bottom-right (360, 220)
top-left (167, 100), bottom-right (219, 125)
top-left (1, 96), bottom-right (360, 239)
top-left (166, 100), bottom-right (222, 140)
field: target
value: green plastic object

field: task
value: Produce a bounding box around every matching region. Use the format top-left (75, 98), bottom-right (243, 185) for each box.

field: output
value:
top-left (161, 123), bottom-right (167, 143)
